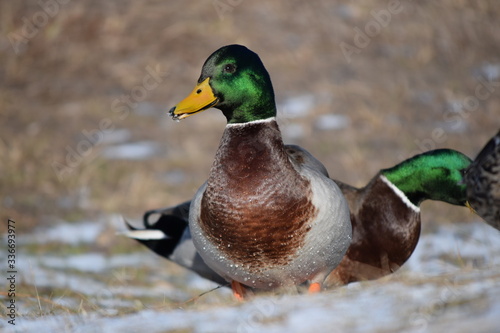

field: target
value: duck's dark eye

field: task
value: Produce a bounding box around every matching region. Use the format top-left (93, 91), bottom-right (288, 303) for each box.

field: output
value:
top-left (223, 64), bottom-right (236, 74)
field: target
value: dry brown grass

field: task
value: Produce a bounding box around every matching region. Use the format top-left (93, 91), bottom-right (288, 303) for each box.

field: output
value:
top-left (1, 0), bottom-right (499, 232)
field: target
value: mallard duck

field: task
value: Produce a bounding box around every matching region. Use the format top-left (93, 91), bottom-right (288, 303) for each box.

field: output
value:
top-left (463, 130), bottom-right (500, 230)
top-left (325, 148), bottom-right (471, 286)
top-left (126, 148), bottom-right (472, 288)
top-left (163, 45), bottom-right (351, 298)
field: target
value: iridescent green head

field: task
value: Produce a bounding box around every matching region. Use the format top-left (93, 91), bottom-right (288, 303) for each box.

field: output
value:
top-left (169, 45), bottom-right (276, 124)
top-left (382, 149), bottom-right (472, 206)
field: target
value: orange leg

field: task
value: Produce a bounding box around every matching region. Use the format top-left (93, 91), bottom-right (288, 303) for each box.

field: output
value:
top-left (231, 281), bottom-right (247, 301)
top-left (308, 282), bottom-right (321, 294)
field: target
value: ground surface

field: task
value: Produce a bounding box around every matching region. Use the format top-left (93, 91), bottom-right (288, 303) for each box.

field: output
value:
top-left (2, 220), bottom-right (500, 332)
top-left (1, 1), bottom-right (500, 332)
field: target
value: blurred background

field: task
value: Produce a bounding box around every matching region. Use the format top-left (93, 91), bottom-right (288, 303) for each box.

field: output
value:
top-left (1, 0), bottom-right (500, 326)
top-left (2, 0), bottom-right (499, 233)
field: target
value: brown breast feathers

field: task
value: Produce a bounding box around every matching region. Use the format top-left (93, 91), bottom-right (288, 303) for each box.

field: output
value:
top-left (200, 120), bottom-right (317, 270)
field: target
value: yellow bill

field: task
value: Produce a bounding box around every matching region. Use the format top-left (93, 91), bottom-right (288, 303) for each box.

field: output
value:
top-left (169, 78), bottom-right (218, 120)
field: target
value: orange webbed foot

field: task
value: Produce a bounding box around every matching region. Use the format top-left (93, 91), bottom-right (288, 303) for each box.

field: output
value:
top-left (308, 282), bottom-right (321, 294)
top-left (231, 281), bottom-right (247, 301)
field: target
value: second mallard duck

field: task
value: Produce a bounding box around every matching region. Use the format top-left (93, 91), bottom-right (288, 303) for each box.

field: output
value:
top-left (325, 148), bottom-right (471, 286)
top-left (165, 45), bottom-right (351, 298)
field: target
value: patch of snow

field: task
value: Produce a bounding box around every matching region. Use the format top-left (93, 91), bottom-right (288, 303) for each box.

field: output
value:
top-left (16, 221), bottom-right (104, 245)
top-left (278, 94), bottom-right (316, 119)
top-left (404, 222), bottom-right (500, 275)
top-left (100, 128), bottom-right (132, 145)
top-left (40, 253), bottom-right (107, 273)
top-left (101, 141), bottom-right (161, 160)
top-left (21, 260), bottom-right (109, 296)
top-left (477, 63), bottom-right (500, 81)
top-left (314, 114), bottom-right (350, 131)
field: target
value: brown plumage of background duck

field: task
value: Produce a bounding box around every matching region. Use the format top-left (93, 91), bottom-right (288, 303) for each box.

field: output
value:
top-left (463, 129), bottom-right (500, 231)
